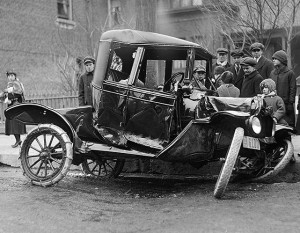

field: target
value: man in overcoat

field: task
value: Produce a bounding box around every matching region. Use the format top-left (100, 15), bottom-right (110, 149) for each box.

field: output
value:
top-left (250, 42), bottom-right (274, 79)
top-left (78, 56), bottom-right (95, 106)
top-left (212, 48), bottom-right (231, 75)
top-left (227, 49), bottom-right (245, 91)
top-left (240, 57), bottom-right (263, 97)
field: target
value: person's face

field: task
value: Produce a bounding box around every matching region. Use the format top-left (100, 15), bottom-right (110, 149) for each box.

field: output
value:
top-left (251, 48), bottom-right (263, 58)
top-left (7, 74), bottom-right (16, 81)
top-left (217, 53), bottom-right (227, 62)
top-left (272, 58), bottom-right (281, 66)
top-left (262, 87), bottom-right (270, 95)
top-left (241, 65), bottom-right (255, 75)
top-left (194, 71), bottom-right (206, 81)
top-left (85, 62), bottom-right (95, 72)
top-left (232, 55), bottom-right (242, 65)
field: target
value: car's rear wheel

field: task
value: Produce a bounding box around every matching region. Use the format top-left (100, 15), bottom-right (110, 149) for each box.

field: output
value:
top-left (251, 139), bottom-right (293, 182)
top-left (81, 155), bottom-right (124, 178)
top-left (20, 124), bottom-right (73, 187)
top-left (214, 127), bottom-right (244, 199)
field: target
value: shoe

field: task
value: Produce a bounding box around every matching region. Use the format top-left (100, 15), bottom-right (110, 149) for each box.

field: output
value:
top-left (11, 141), bottom-right (22, 148)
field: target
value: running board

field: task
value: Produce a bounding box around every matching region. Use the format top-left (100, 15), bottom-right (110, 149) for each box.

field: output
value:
top-left (88, 143), bottom-right (157, 159)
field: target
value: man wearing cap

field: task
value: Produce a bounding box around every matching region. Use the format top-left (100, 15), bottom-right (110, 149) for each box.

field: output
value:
top-left (250, 42), bottom-right (274, 79)
top-left (227, 49), bottom-right (245, 91)
top-left (269, 50), bottom-right (296, 126)
top-left (78, 56), bottom-right (95, 106)
top-left (212, 48), bottom-right (231, 75)
top-left (240, 57), bottom-right (263, 97)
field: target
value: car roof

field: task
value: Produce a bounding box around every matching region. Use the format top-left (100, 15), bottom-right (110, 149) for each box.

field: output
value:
top-left (100, 29), bottom-right (215, 58)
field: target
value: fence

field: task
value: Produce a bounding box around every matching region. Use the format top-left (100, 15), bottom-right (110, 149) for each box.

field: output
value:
top-left (0, 92), bottom-right (79, 123)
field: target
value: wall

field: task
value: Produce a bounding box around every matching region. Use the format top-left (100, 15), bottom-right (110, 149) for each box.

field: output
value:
top-left (0, 0), bottom-right (107, 93)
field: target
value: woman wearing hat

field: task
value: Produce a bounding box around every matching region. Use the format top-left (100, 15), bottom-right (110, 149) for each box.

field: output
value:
top-left (269, 50), bottom-right (296, 127)
top-left (1, 71), bottom-right (26, 148)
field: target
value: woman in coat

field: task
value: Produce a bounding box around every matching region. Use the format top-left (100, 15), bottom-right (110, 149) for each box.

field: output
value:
top-left (2, 71), bottom-right (26, 148)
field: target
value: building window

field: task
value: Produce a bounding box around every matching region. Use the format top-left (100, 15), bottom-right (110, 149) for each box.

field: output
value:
top-left (56, 0), bottom-right (75, 29)
top-left (110, 0), bottom-right (122, 26)
top-left (192, 0), bottom-right (203, 6)
top-left (58, 0), bottom-right (72, 20)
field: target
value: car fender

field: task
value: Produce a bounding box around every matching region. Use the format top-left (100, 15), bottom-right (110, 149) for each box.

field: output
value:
top-left (5, 103), bottom-right (78, 143)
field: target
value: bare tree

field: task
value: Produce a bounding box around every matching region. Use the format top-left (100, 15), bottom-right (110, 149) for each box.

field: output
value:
top-left (279, 0), bottom-right (300, 67)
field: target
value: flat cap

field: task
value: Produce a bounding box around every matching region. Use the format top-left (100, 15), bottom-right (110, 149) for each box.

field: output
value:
top-left (6, 70), bottom-right (16, 76)
top-left (216, 48), bottom-right (229, 54)
top-left (231, 49), bottom-right (244, 57)
top-left (250, 42), bottom-right (264, 51)
top-left (194, 65), bottom-right (206, 73)
top-left (240, 57), bottom-right (257, 67)
top-left (83, 56), bottom-right (95, 64)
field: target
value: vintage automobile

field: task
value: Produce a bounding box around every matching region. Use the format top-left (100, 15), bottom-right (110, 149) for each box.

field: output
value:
top-left (5, 29), bottom-right (295, 198)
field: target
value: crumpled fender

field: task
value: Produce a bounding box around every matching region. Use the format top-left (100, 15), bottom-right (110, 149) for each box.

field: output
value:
top-left (5, 103), bottom-right (79, 145)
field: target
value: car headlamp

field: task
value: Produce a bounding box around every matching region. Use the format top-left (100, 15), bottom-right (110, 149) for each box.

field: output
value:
top-left (251, 116), bottom-right (262, 134)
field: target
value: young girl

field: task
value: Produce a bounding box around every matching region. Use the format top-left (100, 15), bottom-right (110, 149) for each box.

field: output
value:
top-left (4, 71), bottom-right (26, 148)
top-left (259, 78), bottom-right (287, 125)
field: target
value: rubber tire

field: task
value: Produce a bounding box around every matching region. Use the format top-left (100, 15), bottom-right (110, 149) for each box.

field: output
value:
top-left (251, 139), bottom-right (293, 182)
top-left (20, 124), bottom-right (73, 187)
top-left (214, 127), bottom-right (244, 199)
top-left (81, 157), bottom-right (125, 178)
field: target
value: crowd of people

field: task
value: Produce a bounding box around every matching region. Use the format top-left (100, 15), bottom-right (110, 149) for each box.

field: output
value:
top-left (192, 42), bottom-right (299, 133)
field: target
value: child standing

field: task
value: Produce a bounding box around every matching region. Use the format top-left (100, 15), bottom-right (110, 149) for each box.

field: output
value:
top-left (216, 71), bottom-right (240, 97)
top-left (259, 79), bottom-right (287, 125)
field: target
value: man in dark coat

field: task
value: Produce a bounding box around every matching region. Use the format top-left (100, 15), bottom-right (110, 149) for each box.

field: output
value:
top-left (212, 48), bottom-right (231, 75)
top-left (269, 50), bottom-right (296, 126)
top-left (240, 57), bottom-right (263, 97)
top-left (227, 49), bottom-right (245, 91)
top-left (78, 56), bottom-right (95, 106)
top-left (250, 42), bottom-right (274, 79)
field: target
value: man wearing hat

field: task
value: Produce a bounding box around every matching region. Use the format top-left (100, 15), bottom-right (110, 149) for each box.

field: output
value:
top-left (250, 42), bottom-right (274, 79)
top-left (240, 57), bottom-right (263, 97)
top-left (269, 50), bottom-right (296, 126)
top-left (78, 56), bottom-right (95, 106)
top-left (212, 47), bottom-right (231, 75)
top-left (227, 49), bottom-right (245, 91)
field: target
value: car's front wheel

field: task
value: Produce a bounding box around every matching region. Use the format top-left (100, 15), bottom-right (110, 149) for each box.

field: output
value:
top-left (214, 127), bottom-right (244, 199)
top-left (20, 124), bottom-right (73, 187)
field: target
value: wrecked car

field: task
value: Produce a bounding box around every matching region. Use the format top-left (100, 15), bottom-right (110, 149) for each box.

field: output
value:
top-left (5, 29), bottom-right (294, 198)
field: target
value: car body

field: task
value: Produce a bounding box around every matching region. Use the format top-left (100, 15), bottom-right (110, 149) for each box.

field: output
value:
top-left (5, 29), bottom-right (294, 198)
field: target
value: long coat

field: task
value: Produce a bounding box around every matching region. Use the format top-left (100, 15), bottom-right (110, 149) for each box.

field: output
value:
top-left (5, 80), bottom-right (26, 135)
top-left (78, 71), bottom-right (93, 106)
top-left (240, 71), bottom-right (263, 97)
top-left (255, 56), bottom-right (274, 79)
top-left (269, 66), bottom-right (296, 126)
top-left (226, 64), bottom-right (244, 91)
